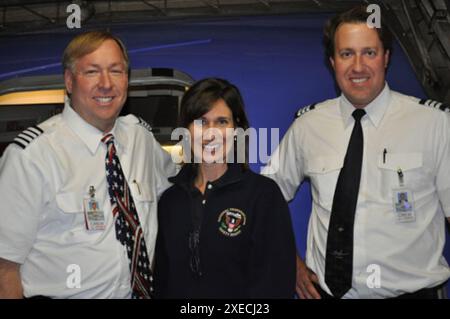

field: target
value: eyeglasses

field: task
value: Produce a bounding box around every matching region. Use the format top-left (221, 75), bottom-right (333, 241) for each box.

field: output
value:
top-left (188, 229), bottom-right (202, 277)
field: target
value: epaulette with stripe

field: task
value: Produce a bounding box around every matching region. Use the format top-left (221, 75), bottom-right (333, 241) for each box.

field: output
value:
top-left (13, 126), bottom-right (44, 149)
top-left (137, 116), bottom-right (152, 133)
top-left (419, 99), bottom-right (450, 113)
top-left (295, 103), bottom-right (317, 119)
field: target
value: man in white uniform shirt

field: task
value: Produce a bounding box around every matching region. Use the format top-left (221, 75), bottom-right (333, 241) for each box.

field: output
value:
top-left (0, 31), bottom-right (176, 298)
top-left (262, 5), bottom-right (450, 299)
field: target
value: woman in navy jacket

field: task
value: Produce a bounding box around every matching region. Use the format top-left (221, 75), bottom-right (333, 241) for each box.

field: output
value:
top-left (154, 78), bottom-right (296, 298)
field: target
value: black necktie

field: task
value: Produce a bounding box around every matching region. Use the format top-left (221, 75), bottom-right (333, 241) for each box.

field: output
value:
top-left (325, 108), bottom-right (366, 298)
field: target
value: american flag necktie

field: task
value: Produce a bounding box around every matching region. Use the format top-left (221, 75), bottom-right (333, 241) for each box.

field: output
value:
top-left (102, 133), bottom-right (153, 299)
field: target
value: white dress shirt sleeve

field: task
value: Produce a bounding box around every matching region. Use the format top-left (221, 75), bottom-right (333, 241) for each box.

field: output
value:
top-left (152, 137), bottom-right (176, 199)
top-left (0, 145), bottom-right (45, 264)
top-left (261, 121), bottom-right (305, 202)
top-left (435, 114), bottom-right (450, 217)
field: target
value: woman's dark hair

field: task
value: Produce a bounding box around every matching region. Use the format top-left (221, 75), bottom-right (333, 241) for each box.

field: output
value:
top-left (180, 77), bottom-right (250, 167)
top-left (323, 4), bottom-right (393, 61)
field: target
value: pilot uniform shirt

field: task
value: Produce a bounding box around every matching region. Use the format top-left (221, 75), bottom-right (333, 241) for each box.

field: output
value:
top-left (154, 163), bottom-right (296, 298)
top-left (262, 84), bottom-right (450, 298)
top-left (0, 102), bottom-right (176, 298)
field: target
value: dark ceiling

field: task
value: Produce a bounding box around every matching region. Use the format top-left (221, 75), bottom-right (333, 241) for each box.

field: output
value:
top-left (0, 0), bottom-right (378, 31)
top-left (0, 0), bottom-right (449, 104)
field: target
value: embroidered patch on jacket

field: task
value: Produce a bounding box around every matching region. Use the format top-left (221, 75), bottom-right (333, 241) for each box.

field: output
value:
top-left (218, 208), bottom-right (246, 237)
top-left (295, 103), bottom-right (317, 119)
top-left (13, 126), bottom-right (44, 149)
top-left (419, 99), bottom-right (450, 112)
top-left (137, 116), bottom-right (152, 132)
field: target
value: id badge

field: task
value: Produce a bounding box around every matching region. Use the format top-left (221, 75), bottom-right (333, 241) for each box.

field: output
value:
top-left (83, 197), bottom-right (106, 231)
top-left (392, 187), bottom-right (415, 223)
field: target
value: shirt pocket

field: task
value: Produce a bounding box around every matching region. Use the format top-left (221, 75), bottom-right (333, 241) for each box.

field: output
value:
top-left (129, 181), bottom-right (155, 236)
top-left (377, 152), bottom-right (428, 193)
top-left (129, 180), bottom-right (154, 204)
top-left (55, 191), bottom-right (91, 242)
top-left (56, 191), bottom-right (83, 215)
top-left (306, 155), bottom-right (343, 210)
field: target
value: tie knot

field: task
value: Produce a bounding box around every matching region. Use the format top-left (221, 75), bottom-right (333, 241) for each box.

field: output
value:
top-left (352, 109), bottom-right (366, 122)
top-left (101, 133), bottom-right (115, 145)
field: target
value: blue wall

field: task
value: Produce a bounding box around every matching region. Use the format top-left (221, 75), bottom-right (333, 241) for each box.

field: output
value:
top-left (1, 14), bottom-right (447, 295)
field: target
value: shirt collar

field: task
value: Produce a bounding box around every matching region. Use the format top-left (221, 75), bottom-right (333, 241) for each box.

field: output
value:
top-left (339, 83), bottom-right (391, 128)
top-left (62, 98), bottom-right (127, 155)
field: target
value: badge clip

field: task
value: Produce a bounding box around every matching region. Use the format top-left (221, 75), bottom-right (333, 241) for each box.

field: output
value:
top-left (89, 185), bottom-right (96, 198)
top-left (397, 168), bottom-right (404, 187)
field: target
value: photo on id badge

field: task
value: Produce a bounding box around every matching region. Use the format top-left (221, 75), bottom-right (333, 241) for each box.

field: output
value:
top-left (396, 191), bottom-right (411, 212)
top-left (88, 200), bottom-right (102, 220)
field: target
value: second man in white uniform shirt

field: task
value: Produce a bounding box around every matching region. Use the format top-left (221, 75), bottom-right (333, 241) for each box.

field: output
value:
top-left (263, 84), bottom-right (450, 298)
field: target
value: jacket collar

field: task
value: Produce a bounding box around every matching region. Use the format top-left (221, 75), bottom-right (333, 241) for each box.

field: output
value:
top-left (169, 163), bottom-right (246, 192)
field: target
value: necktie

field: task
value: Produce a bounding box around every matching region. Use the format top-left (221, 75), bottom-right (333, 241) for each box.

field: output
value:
top-left (102, 133), bottom-right (153, 299)
top-left (325, 108), bottom-right (366, 298)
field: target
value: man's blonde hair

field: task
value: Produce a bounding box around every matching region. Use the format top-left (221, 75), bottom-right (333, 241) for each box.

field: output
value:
top-left (62, 30), bottom-right (129, 73)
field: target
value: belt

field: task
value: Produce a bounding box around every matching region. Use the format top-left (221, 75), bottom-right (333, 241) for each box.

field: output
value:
top-left (314, 283), bottom-right (445, 299)
top-left (23, 295), bottom-right (52, 299)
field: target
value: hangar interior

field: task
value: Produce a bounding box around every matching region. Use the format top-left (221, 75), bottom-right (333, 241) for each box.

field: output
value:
top-left (0, 0), bottom-right (449, 298)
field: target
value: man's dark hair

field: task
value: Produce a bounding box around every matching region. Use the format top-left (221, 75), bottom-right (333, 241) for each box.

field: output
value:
top-left (323, 4), bottom-right (393, 60)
